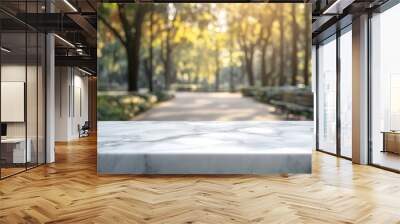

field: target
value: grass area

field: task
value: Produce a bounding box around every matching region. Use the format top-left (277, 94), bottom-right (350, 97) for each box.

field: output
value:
top-left (98, 91), bottom-right (174, 121)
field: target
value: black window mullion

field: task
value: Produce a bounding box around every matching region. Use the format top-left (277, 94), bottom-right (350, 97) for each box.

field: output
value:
top-left (0, 18), bottom-right (2, 179)
top-left (25, 0), bottom-right (28, 171)
top-left (36, 0), bottom-right (39, 167)
top-left (316, 44), bottom-right (320, 150)
top-left (336, 26), bottom-right (341, 157)
top-left (367, 11), bottom-right (373, 165)
top-left (44, 0), bottom-right (47, 164)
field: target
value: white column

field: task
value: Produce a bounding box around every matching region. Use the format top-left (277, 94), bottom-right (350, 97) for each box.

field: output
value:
top-left (46, 32), bottom-right (55, 163)
top-left (45, 0), bottom-right (56, 163)
top-left (352, 14), bottom-right (369, 164)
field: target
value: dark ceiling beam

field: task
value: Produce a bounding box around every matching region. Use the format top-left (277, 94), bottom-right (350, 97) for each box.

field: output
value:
top-left (17, 12), bottom-right (96, 47)
top-left (12, 13), bottom-right (82, 32)
top-left (55, 55), bottom-right (97, 73)
top-left (86, 0), bottom-right (97, 11)
top-left (0, 8), bottom-right (37, 31)
top-left (151, 0), bottom-right (307, 1)
top-left (55, 47), bottom-right (96, 56)
top-left (0, 19), bottom-right (26, 31)
top-left (312, 15), bottom-right (335, 34)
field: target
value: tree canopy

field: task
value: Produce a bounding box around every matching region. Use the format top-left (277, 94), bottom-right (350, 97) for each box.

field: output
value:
top-left (98, 3), bottom-right (311, 92)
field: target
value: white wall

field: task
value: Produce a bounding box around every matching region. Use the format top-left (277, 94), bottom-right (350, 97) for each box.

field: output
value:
top-left (55, 67), bottom-right (89, 141)
top-left (55, 66), bottom-right (70, 141)
top-left (1, 63), bottom-right (46, 164)
top-left (1, 65), bottom-right (36, 138)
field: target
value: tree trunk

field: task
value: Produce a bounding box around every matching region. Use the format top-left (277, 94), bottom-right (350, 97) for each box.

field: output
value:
top-left (195, 56), bottom-right (200, 85)
top-left (303, 5), bottom-right (311, 86)
top-left (148, 9), bottom-right (154, 92)
top-left (240, 58), bottom-right (246, 84)
top-left (246, 59), bottom-right (254, 86)
top-left (244, 49), bottom-right (255, 86)
top-left (215, 41), bottom-right (220, 92)
top-left (269, 45), bottom-right (277, 86)
top-left (215, 68), bottom-right (220, 92)
top-left (164, 55), bottom-right (171, 90)
top-left (127, 9), bottom-right (146, 92)
top-left (163, 32), bottom-right (173, 90)
top-left (100, 4), bottom-right (149, 92)
top-left (127, 48), bottom-right (139, 92)
top-left (291, 5), bottom-right (298, 86)
top-left (278, 8), bottom-right (286, 86)
top-left (229, 47), bottom-right (235, 92)
top-left (260, 43), bottom-right (268, 86)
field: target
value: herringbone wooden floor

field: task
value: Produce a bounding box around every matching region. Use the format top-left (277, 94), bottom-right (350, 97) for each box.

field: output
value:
top-left (1, 135), bottom-right (400, 224)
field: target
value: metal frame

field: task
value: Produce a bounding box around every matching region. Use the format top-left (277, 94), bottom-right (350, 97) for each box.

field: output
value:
top-left (316, 0), bottom-right (400, 171)
top-left (0, 13), bottom-right (2, 179)
top-left (315, 32), bottom-right (338, 156)
top-left (367, 10), bottom-right (373, 165)
top-left (0, 0), bottom-right (47, 180)
top-left (315, 20), bottom-right (353, 162)
top-left (336, 21), bottom-right (341, 157)
top-left (315, 44), bottom-right (320, 150)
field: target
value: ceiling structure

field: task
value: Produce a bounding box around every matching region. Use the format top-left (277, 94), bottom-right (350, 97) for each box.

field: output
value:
top-left (0, 0), bottom-right (97, 75)
top-left (311, 0), bottom-right (389, 43)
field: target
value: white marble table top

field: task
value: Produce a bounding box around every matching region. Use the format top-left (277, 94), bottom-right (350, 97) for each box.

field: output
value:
top-left (98, 121), bottom-right (313, 155)
top-left (97, 121), bottom-right (313, 174)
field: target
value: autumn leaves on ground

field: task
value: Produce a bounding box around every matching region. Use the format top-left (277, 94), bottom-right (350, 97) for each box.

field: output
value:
top-left (97, 3), bottom-right (312, 121)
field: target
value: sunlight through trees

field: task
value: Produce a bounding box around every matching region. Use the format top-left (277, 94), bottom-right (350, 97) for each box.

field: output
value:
top-left (98, 3), bottom-right (311, 92)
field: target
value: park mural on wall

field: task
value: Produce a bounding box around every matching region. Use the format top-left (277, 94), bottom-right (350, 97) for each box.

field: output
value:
top-left (97, 3), bottom-right (312, 121)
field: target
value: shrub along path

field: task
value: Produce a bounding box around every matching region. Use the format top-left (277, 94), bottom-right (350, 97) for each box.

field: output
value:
top-left (133, 92), bottom-right (285, 121)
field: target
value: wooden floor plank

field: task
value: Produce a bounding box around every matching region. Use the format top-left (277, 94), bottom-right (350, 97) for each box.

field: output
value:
top-left (1, 135), bottom-right (400, 223)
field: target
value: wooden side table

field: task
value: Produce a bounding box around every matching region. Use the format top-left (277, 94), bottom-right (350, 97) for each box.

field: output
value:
top-left (382, 131), bottom-right (400, 154)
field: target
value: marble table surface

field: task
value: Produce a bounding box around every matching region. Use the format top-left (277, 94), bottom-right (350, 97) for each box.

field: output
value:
top-left (98, 121), bottom-right (313, 174)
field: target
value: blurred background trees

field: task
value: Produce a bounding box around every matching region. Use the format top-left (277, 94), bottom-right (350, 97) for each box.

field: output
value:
top-left (98, 3), bottom-right (311, 93)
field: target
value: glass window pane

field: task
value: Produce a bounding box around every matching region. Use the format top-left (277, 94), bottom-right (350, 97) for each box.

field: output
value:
top-left (371, 4), bottom-right (400, 171)
top-left (38, 33), bottom-right (46, 165)
top-left (1, 30), bottom-right (28, 177)
top-left (340, 29), bottom-right (352, 158)
top-left (27, 31), bottom-right (38, 169)
top-left (318, 36), bottom-right (337, 154)
top-left (0, 0), bottom-right (46, 179)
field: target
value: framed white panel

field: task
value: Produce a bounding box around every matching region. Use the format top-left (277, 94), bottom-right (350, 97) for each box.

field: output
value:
top-left (1, 82), bottom-right (25, 122)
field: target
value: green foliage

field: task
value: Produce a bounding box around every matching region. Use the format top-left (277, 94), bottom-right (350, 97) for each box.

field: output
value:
top-left (240, 87), bottom-right (258, 97)
top-left (241, 86), bottom-right (313, 119)
top-left (153, 90), bottom-right (175, 102)
top-left (97, 91), bottom-right (174, 121)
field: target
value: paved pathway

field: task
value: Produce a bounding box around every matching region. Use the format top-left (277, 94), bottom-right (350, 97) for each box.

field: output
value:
top-left (133, 92), bottom-right (284, 121)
